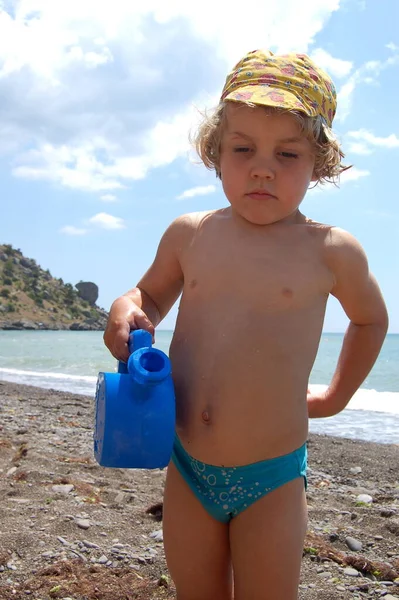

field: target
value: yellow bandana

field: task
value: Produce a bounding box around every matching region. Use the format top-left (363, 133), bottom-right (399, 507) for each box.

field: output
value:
top-left (221, 49), bottom-right (337, 127)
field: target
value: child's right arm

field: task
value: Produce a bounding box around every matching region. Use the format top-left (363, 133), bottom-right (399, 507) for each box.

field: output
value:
top-left (103, 216), bottom-right (187, 362)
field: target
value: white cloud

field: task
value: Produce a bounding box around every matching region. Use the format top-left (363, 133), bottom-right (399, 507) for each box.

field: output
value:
top-left (386, 42), bottom-right (398, 52)
top-left (89, 212), bottom-right (126, 229)
top-left (346, 142), bottom-right (372, 155)
top-left (0, 0), bottom-right (342, 192)
top-left (100, 194), bottom-right (117, 202)
top-left (12, 140), bottom-right (126, 191)
top-left (340, 167), bottom-right (370, 183)
top-left (346, 129), bottom-right (399, 154)
top-left (336, 51), bottom-right (399, 122)
top-left (336, 78), bottom-right (357, 122)
top-left (177, 184), bottom-right (216, 200)
top-left (310, 48), bottom-right (353, 78)
top-left (308, 166), bottom-right (370, 193)
top-left (60, 225), bottom-right (87, 235)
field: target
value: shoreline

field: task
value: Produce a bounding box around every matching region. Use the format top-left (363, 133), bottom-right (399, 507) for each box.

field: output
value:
top-left (1, 378), bottom-right (398, 449)
top-left (1, 375), bottom-right (399, 446)
top-left (1, 380), bottom-right (399, 599)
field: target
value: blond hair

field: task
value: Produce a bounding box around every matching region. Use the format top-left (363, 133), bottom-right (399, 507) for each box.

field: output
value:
top-left (193, 102), bottom-right (351, 185)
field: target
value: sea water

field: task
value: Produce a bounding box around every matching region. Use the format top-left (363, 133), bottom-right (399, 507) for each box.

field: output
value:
top-left (0, 331), bottom-right (398, 444)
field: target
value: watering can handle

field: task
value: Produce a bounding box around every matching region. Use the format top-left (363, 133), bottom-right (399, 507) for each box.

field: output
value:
top-left (117, 329), bottom-right (153, 374)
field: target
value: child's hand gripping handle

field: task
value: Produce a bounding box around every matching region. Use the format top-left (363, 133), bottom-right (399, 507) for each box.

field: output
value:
top-left (117, 329), bottom-right (153, 374)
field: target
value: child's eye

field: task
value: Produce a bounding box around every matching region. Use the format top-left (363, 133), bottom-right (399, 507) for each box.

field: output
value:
top-left (233, 147), bottom-right (251, 153)
top-left (279, 152), bottom-right (298, 159)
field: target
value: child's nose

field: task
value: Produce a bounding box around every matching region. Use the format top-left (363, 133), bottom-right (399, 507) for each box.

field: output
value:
top-left (250, 158), bottom-right (275, 180)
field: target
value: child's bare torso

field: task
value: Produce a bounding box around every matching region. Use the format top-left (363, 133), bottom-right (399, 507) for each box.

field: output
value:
top-left (168, 209), bottom-right (334, 466)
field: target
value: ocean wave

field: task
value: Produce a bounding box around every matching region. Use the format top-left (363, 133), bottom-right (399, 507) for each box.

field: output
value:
top-left (1, 368), bottom-right (398, 443)
top-left (0, 367), bottom-right (97, 383)
top-left (0, 368), bottom-right (398, 416)
top-left (0, 367), bottom-right (98, 395)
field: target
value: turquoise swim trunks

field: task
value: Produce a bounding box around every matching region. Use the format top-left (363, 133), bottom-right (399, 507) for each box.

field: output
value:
top-left (171, 436), bottom-right (307, 523)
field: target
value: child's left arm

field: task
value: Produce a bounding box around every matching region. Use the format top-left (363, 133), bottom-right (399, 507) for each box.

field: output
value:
top-left (307, 228), bottom-right (388, 418)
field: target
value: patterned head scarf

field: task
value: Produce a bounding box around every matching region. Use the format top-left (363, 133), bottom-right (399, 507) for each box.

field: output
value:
top-left (221, 49), bottom-right (337, 127)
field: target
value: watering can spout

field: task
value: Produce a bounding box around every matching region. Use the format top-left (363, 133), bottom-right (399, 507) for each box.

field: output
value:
top-left (117, 329), bottom-right (153, 374)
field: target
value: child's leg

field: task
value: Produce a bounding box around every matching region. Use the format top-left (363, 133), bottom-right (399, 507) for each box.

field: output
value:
top-left (229, 477), bottom-right (307, 600)
top-left (163, 461), bottom-right (233, 600)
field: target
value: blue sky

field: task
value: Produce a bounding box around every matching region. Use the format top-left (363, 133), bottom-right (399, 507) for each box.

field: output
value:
top-left (1, 0), bottom-right (398, 332)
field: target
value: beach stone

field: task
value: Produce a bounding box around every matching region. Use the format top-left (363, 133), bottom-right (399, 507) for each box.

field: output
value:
top-left (343, 567), bottom-right (359, 577)
top-left (57, 536), bottom-right (69, 546)
top-left (76, 519), bottom-right (91, 530)
top-left (52, 484), bottom-right (74, 495)
top-left (150, 529), bottom-right (163, 542)
top-left (97, 555), bottom-right (108, 564)
top-left (350, 467), bottom-right (362, 475)
top-left (82, 540), bottom-right (100, 549)
top-left (357, 494), bottom-right (373, 504)
top-left (384, 596), bottom-right (399, 600)
top-left (6, 467), bottom-right (17, 477)
top-left (345, 536), bottom-right (363, 551)
top-left (114, 493), bottom-right (125, 504)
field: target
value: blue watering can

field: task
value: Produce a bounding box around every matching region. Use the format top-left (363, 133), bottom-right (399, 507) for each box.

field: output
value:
top-left (94, 329), bottom-right (176, 469)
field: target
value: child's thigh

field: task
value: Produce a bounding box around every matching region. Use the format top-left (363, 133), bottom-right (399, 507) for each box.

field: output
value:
top-left (163, 461), bottom-right (232, 600)
top-left (230, 477), bottom-right (307, 600)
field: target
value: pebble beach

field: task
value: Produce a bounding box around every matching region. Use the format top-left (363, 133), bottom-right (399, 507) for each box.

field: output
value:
top-left (0, 380), bottom-right (398, 600)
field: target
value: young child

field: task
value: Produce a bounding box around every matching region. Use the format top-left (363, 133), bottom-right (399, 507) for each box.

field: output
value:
top-left (104, 49), bottom-right (388, 600)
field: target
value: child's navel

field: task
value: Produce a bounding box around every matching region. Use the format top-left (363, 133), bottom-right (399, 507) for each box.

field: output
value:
top-left (201, 410), bottom-right (211, 424)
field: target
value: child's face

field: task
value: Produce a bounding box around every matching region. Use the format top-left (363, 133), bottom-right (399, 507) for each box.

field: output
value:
top-left (220, 104), bottom-right (316, 226)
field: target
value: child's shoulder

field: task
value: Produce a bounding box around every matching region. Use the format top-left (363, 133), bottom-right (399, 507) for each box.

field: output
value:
top-left (302, 219), bottom-right (368, 272)
top-left (316, 225), bottom-right (370, 286)
top-left (304, 218), bottom-right (363, 249)
top-left (168, 209), bottom-right (221, 231)
top-left (324, 225), bottom-right (366, 256)
top-left (161, 210), bottom-right (220, 252)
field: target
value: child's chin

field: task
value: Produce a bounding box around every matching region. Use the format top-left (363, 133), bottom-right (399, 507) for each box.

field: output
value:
top-left (238, 209), bottom-right (284, 227)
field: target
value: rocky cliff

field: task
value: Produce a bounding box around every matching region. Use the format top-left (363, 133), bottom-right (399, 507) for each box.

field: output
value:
top-left (0, 244), bottom-right (108, 330)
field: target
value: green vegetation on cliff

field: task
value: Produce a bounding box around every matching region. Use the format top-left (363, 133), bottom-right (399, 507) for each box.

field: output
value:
top-left (0, 244), bottom-right (108, 330)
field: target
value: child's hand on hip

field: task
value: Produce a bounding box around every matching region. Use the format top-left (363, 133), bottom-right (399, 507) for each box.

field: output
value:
top-left (307, 387), bottom-right (331, 419)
